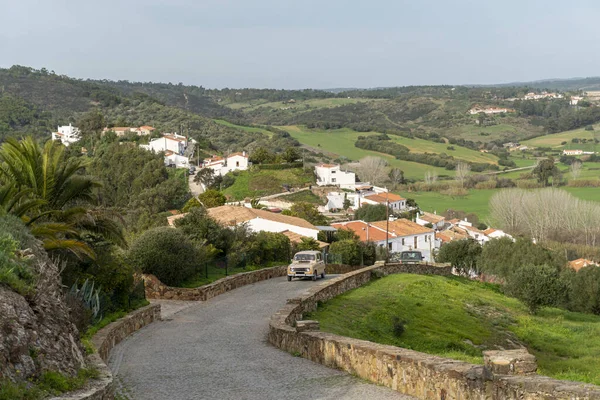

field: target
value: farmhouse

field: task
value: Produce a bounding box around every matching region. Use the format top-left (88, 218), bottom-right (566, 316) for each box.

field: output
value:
top-left (569, 258), bottom-right (597, 272)
top-left (361, 192), bottom-right (407, 211)
top-left (203, 152), bottom-right (250, 176)
top-left (415, 211), bottom-right (445, 230)
top-left (315, 164), bottom-right (356, 188)
top-left (331, 219), bottom-right (438, 262)
top-left (563, 149), bottom-right (583, 156)
top-left (141, 133), bottom-right (193, 168)
top-left (51, 124), bottom-right (81, 146)
top-left (469, 107), bottom-right (513, 115)
top-left (102, 125), bottom-right (156, 137)
top-left (207, 205), bottom-right (320, 239)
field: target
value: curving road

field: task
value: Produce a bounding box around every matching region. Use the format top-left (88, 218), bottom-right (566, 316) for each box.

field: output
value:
top-left (109, 276), bottom-right (412, 400)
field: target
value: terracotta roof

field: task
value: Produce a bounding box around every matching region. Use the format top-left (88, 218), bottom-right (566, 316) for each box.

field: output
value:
top-left (317, 163), bottom-right (337, 168)
top-left (110, 127), bottom-right (130, 131)
top-left (54, 132), bottom-right (63, 136)
top-left (207, 206), bottom-right (317, 230)
top-left (229, 152), bottom-right (248, 158)
top-left (448, 218), bottom-right (461, 225)
top-left (483, 228), bottom-right (497, 235)
top-left (139, 125), bottom-right (155, 130)
top-left (364, 193), bottom-right (406, 204)
top-left (419, 212), bottom-right (445, 224)
top-left (163, 134), bottom-right (187, 142)
top-left (569, 258), bottom-right (597, 272)
top-left (330, 221), bottom-right (388, 242)
top-left (371, 219), bottom-right (432, 237)
top-left (165, 150), bottom-right (174, 156)
top-left (436, 230), bottom-right (468, 243)
top-left (280, 230), bottom-right (329, 248)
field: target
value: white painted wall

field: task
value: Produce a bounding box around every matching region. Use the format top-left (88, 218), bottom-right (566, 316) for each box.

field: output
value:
top-left (165, 154), bottom-right (189, 168)
top-left (315, 165), bottom-right (355, 187)
top-left (148, 137), bottom-right (185, 154)
top-left (52, 124), bottom-right (80, 146)
top-left (373, 232), bottom-right (438, 262)
top-left (247, 218), bottom-right (319, 239)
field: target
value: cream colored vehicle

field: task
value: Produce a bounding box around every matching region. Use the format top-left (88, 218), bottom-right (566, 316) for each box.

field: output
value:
top-left (287, 250), bottom-right (325, 281)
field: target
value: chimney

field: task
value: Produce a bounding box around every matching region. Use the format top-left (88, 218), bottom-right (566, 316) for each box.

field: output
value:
top-left (243, 150), bottom-right (246, 157)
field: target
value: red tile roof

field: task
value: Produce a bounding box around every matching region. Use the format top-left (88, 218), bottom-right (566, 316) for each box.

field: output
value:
top-left (371, 219), bottom-right (432, 237)
top-left (331, 221), bottom-right (388, 242)
top-left (364, 193), bottom-right (406, 204)
top-left (569, 258), bottom-right (597, 272)
top-left (229, 152), bottom-right (248, 158)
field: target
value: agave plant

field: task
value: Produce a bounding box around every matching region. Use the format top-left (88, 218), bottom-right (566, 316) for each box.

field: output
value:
top-left (70, 278), bottom-right (102, 322)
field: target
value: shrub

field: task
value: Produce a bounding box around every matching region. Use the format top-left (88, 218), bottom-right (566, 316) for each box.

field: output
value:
top-left (354, 203), bottom-right (387, 222)
top-left (128, 227), bottom-right (205, 286)
top-left (516, 179), bottom-right (543, 189)
top-left (474, 180), bottom-right (497, 190)
top-left (567, 179), bottom-right (600, 187)
top-left (246, 231), bottom-right (291, 266)
top-left (392, 317), bottom-right (405, 337)
top-left (198, 190), bottom-right (226, 208)
top-left (436, 239), bottom-right (481, 273)
top-left (563, 266), bottom-right (600, 314)
top-left (329, 240), bottom-right (361, 265)
top-left (505, 264), bottom-right (565, 314)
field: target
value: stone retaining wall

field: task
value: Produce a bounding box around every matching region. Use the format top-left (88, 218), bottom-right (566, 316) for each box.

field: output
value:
top-left (143, 265), bottom-right (287, 301)
top-left (53, 304), bottom-right (161, 400)
top-left (269, 264), bottom-right (600, 400)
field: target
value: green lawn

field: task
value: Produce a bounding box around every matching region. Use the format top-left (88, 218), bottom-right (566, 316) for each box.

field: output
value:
top-left (389, 136), bottom-right (498, 164)
top-left (407, 187), bottom-right (600, 222)
top-left (213, 119), bottom-right (273, 137)
top-left (523, 125), bottom-right (600, 148)
top-left (276, 189), bottom-right (325, 205)
top-left (223, 168), bottom-right (315, 201)
top-left (308, 274), bottom-right (600, 384)
top-left (281, 125), bottom-right (455, 180)
top-left (446, 120), bottom-right (542, 142)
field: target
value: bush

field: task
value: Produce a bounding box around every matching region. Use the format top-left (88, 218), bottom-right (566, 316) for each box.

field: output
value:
top-left (246, 231), bottom-right (291, 266)
top-left (567, 179), bottom-right (600, 187)
top-left (505, 264), bottom-right (565, 314)
top-left (329, 240), bottom-right (361, 265)
top-left (435, 239), bottom-right (481, 273)
top-left (198, 190), bottom-right (226, 208)
top-left (516, 179), bottom-right (543, 189)
top-left (392, 316), bottom-right (405, 337)
top-left (128, 227), bottom-right (205, 286)
top-left (354, 203), bottom-right (387, 222)
top-left (563, 266), bottom-right (600, 314)
top-left (474, 180), bottom-right (497, 190)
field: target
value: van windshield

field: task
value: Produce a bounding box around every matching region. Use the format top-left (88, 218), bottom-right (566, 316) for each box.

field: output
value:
top-left (401, 252), bottom-right (421, 260)
top-left (294, 254), bottom-right (316, 261)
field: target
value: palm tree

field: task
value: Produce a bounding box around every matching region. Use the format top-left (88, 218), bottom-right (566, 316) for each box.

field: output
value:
top-left (0, 137), bottom-right (125, 258)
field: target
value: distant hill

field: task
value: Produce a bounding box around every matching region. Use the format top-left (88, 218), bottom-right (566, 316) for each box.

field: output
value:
top-left (487, 77), bottom-right (600, 91)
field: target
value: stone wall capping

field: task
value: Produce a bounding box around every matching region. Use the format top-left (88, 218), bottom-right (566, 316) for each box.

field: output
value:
top-left (269, 263), bottom-right (600, 400)
top-left (53, 304), bottom-right (161, 400)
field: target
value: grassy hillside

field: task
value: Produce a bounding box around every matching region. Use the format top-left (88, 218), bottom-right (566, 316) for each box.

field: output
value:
top-left (225, 97), bottom-right (378, 111)
top-left (281, 125), bottom-right (455, 180)
top-left (222, 168), bottom-right (315, 201)
top-left (408, 187), bottom-right (600, 221)
top-left (213, 119), bottom-right (274, 137)
top-left (309, 274), bottom-right (600, 385)
top-left (523, 125), bottom-right (600, 148)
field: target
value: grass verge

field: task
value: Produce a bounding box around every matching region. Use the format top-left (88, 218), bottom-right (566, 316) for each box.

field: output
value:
top-left (307, 274), bottom-right (600, 385)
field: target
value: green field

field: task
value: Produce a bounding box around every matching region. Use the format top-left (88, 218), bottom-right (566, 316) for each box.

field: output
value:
top-left (213, 119), bottom-right (273, 137)
top-left (224, 97), bottom-right (378, 111)
top-left (407, 187), bottom-right (600, 222)
top-left (523, 125), bottom-right (600, 148)
top-left (308, 274), bottom-right (600, 384)
top-left (222, 168), bottom-right (314, 201)
top-left (390, 136), bottom-right (498, 164)
top-left (446, 120), bottom-right (542, 142)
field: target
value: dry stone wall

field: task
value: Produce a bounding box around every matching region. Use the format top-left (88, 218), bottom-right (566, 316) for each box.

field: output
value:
top-left (143, 265), bottom-right (287, 301)
top-left (269, 264), bottom-right (600, 400)
top-left (53, 304), bottom-right (161, 400)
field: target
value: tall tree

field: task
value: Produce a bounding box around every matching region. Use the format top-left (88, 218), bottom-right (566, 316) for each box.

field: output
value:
top-left (533, 158), bottom-right (560, 186)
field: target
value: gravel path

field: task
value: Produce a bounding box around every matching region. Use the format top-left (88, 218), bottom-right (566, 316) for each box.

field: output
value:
top-left (109, 276), bottom-right (412, 399)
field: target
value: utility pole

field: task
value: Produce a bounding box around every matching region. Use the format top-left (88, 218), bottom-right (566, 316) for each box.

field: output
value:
top-left (385, 189), bottom-right (390, 262)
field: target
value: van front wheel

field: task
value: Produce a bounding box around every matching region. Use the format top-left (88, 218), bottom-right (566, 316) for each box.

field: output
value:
top-left (287, 276), bottom-right (292, 281)
top-left (312, 271), bottom-right (317, 281)
top-left (321, 271), bottom-right (325, 279)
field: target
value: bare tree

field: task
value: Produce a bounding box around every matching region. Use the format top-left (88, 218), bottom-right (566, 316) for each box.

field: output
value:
top-left (455, 162), bottom-right (471, 188)
top-left (354, 156), bottom-right (389, 185)
top-left (570, 160), bottom-right (583, 180)
top-left (388, 168), bottom-right (404, 189)
top-left (424, 170), bottom-right (438, 185)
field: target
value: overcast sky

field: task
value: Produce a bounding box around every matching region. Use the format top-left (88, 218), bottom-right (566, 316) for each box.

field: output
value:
top-left (1, 0), bottom-right (598, 89)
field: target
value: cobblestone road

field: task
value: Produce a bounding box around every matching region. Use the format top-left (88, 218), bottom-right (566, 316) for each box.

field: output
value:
top-left (109, 276), bottom-right (413, 399)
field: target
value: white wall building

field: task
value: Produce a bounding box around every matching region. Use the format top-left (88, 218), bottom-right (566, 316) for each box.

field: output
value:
top-left (315, 164), bottom-right (356, 188)
top-left (141, 133), bottom-right (194, 168)
top-left (208, 205), bottom-right (319, 239)
top-left (51, 124), bottom-right (81, 146)
top-left (360, 192), bottom-right (407, 211)
top-left (203, 152), bottom-right (250, 176)
top-left (102, 126), bottom-right (156, 137)
top-left (415, 211), bottom-right (446, 230)
top-left (331, 219), bottom-right (439, 262)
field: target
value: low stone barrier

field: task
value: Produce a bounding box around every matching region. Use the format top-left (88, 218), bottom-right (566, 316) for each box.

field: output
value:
top-left (143, 265), bottom-right (287, 301)
top-left (54, 304), bottom-right (161, 400)
top-left (269, 264), bottom-right (600, 400)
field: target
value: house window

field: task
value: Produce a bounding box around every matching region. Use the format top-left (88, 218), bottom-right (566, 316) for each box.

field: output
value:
top-left (332, 178), bottom-right (336, 183)
top-left (425, 235), bottom-right (428, 242)
top-left (331, 170), bottom-right (336, 174)
top-left (401, 238), bottom-right (405, 246)
top-left (388, 242), bottom-right (392, 250)
top-left (414, 236), bottom-right (418, 248)
top-left (236, 161), bottom-right (240, 167)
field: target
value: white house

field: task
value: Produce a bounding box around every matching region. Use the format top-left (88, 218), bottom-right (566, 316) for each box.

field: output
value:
top-left (416, 211), bottom-right (446, 230)
top-left (141, 133), bottom-right (194, 168)
top-left (570, 96), bottom-right (584, 106)
top-left (51, 124), bottom-right (81, 146)
top-left (469, 107), bottom-right (512, 115)
top-left (360, 192), bottom-right (407, 211)
top-left (563, 149), bottom-right (583, 156)
top-left (207, 205), bottom-right (319, 239)
top-left (449, 219), bottom-right (489, 245)
top-left (203, 152), bottom-right (250, 176)
top-left (102, 125), bottom-right (156, 137)
top-left (331, 219), bottom-right (438, 262)
top-left (315, 164), bottom-right (356, 188)
top-left (483, 228), bottom-right (513, 240)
